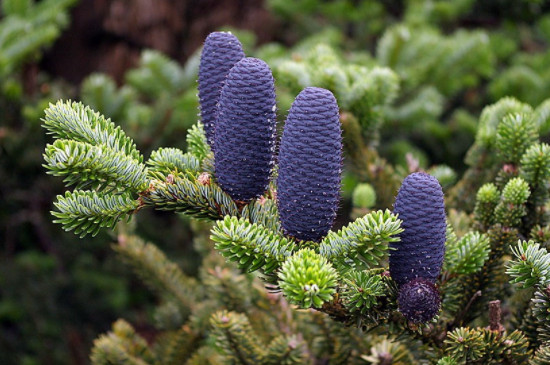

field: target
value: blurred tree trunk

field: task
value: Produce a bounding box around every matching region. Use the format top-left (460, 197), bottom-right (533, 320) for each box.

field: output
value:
top-left (42, 0), bottom-right (277, 84)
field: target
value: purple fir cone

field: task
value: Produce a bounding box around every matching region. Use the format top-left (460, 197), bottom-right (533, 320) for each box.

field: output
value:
top-left (198, 32), bottom-right (245, 147)
top-left (398, 278), bottom-right (441, 323)
top-left (214, 57), bottom-right (277, 201)
top-left (390, 172), bottom-right (446, 287)
top-left (277, 87), bottom-right (342, 242)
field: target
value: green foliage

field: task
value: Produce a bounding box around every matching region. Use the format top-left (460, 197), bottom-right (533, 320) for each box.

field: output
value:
top-left (146, 147), bottom-right (200, 176)
top-left (341, 270), bottom-right (386, 314)
top-left (186, 122), bottom-right (211, 162)
top-left (0, 0), bottom-right (77, 79)
top-left (210, 310), bottom-right (306, 365)
top-left (43, 100), bottom-right (142, 161)
top-left (278, 248), bottom-right (339, 308)
top-left (44, 139), bottom-right (149, 192)
top-left (507, 240), bottom-right (550, 289)
top-left (473, 183), bottom-right (499, 227)
top-left (268, 39), bottom-right (399, 146)
top-left (532, 289), bottom-right (550, 344)
top-left (377, 25), bottom-right (493, 97)
top-left (263, 335), bottom-right (306, 365)
top-left (319, 209), bottom-right (402, 268)
top-left (495, 113), bottom-right (539, 164)
top-left (52, 190), bottom-right (139, 237)
top-left (26, 1), bottom-right (550, 363)
top-left (361, 336), bottom-right (415, 364)
top-left (80, 49), bottom-right (200, 153)
top-left (475, 97), bottom-right (533, 150)
top-left (494, 177), bottom-right (531, 227)
top-left (352, 183), bottom-right (377, 209)
top-left (211, 216), bottom-right (295, 274)
top-left (142, 171), bottom-right (239, 220)
top-left (112, 234), bottom-right (198, 313)
top-left (520, 143), bottom-right (550, 190)
top-left (444, 327), bottom-right (530, 364)
top-left (125, 50), bottom-right (188, 97)
top-left (91, 319), bottom-right (154, 365)
top-left (531, 346), bottom-right (550, 365)
top-left (445, 232), bottom-right (490, 275)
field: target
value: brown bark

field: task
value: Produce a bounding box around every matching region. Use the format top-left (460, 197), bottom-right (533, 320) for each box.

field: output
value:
top-left (42, 0), bottom-right (279, 84)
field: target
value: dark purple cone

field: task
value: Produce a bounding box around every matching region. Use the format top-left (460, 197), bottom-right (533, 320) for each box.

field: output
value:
top-left (214, 57), bottom-right (277, 201)
top-left (398, 278), bottom-right (441, 323)
top-left (390, 172), bottom-right (446, 287)
top-left (198, 32), bottom-right (245, 147)
top-left (277, 87), bottom-right (342, 242)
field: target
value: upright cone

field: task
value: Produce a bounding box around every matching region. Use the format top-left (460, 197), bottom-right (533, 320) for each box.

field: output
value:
top-left (390, 172), bottom-right (446, 287)
top-left (214, 57), bottom-right (277, 201)
top-left (277, 87), bottom-right (342, 242)
top-left (198, 32), bottom-right (245, 147)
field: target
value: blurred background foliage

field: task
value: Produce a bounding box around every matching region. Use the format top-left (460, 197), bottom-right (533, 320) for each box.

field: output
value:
top-left (1, 0), bottom-right (550, 363)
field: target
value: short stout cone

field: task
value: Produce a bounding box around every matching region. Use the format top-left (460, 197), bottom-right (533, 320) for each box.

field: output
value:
top-left (277, 87), bottom-right (342, 242)
top-left (398, 278), bottom-right (441, 323)
top-left (390, 172), bottom-right (446, 287)
top-left (198, 32), bottom-right (245, 146)
top-left (214, 57), bottom-right (277, 201)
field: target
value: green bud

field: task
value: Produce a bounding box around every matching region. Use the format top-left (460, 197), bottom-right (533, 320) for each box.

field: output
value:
top-left (278, 248), bottom-right (339, 308)
top-left (352, 183), bottom-right (377, 209)
top-left (473, 183), bottom-right (499, 227)
top-left (494, 177), bottom-right (531, 227)
top-left (496, 113), bottom-right (538, 164)
top-left (502, 177), bottom-right (531, 205)
top-left (520, 143), bottom-right (550, 187)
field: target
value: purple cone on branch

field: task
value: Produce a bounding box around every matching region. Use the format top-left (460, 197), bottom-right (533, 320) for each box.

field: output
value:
top-left (198, 31), bottom-right (245, 147)
top-left (277, 87), bottom-right (342, 242)
top-left (398, 278), bottom-right (441, 323)
top-left (390, 172), bottom-right (446, 287)
top-left (214, 57), bottom-right (277, 201)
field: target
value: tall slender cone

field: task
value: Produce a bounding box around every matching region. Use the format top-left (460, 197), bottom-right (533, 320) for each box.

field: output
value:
top-left (198, 32), bottom-right (245, 147)
top-left (214, 57), bottom-right (277, 201)
top-left (277, 87), bottom-right (342, 242)
top-left (390, 172), bottom-right (446, 287)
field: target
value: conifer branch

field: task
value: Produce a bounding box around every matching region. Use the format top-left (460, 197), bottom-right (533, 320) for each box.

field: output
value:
top-left (52, 190), bottom-right (139, 237)
top-left (90, 319), bottom-right (155, 365)
top-left (494, 177), bottom-right (531, 228)
top-left (340, 269), bottom-right (386, 314)
top-left (240, 199), bottom-right (280, 231)
top-left (520, 143), bottom-right (550, 197)
top-left (495, 113), bottom-right (538, 165)
top-left (531, 346), bottom-right (550, 365)
top-left (445, 232), bottom-right (490, 275)
top-left (319, 209), bottom-right (402, 268)
top-left (264, 335), bottom-right (305, 365)
top-left (141, 171), bottom-right (239, 220)
top-left (210, 311), bottom-right (266, 365)
top-left (44, 139), bottom-right (148, 192)
top-left (146, 147), bottom-right (200, 176)
top-left (211, 216), bottom-right (295, 274)
top-left (186, 122), bottom-right (211, 161)
top-left (507, 240), bottom-right (550, 289)
top-left (532, 288), bottom-right (550, 344)
top-left (444, 327), bottom-right (530, 364)
top-left (42, 100), bottom-right (142, 161)
top-left (278, 248), bottom-right (339, 308)
top-left (159, 326), bottom-right (202, 365)
top-left (114, 234), bottom-right (198, 313)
